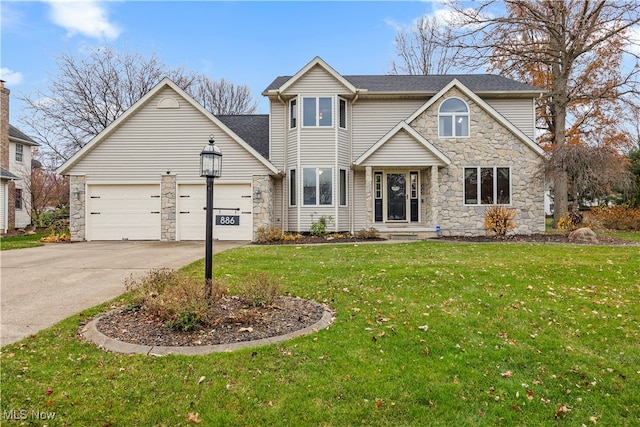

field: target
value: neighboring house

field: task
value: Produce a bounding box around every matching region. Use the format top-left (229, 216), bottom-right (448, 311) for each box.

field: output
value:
top-left (57, 57), bottom-right (546, 242)
top-left (1, 80), bottom-right (39, 233)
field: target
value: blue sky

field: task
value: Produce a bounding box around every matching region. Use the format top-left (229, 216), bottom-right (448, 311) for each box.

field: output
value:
top-left (1, 0), bottom-right (447, 119)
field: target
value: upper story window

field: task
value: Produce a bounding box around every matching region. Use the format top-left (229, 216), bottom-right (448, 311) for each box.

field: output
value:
top-left (15, 143), bottom-right (24, 162)
top-left (303, 97), bottom-right (332, 127)
top-left (290, 99), bottom-right (297, 129)
top-left (339, 98), bottom-right (347, 129)
top-left (439, 98), bottom-right (469, 138)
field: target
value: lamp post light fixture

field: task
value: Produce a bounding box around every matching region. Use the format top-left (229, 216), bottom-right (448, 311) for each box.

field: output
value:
top-left (200, 135), bottom-right (222, 299)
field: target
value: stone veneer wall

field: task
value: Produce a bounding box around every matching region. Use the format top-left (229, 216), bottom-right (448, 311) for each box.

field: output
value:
top-left (69, 175), bottom-right (86, 241)
top-left (410, 87), bottom-right (545, 236)
top-left (253, 175), bottom-right (274, 239)
top-left (161, 174), bottom-right (176, 241)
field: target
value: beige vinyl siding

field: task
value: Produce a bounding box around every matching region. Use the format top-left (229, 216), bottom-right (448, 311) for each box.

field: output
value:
top-left (270, 102), bottom-right (286, 169)
top-left (484, 98), bottom-right (536, 140)
top-left (352, 99), bottom-right (425, 158)
top-left (282, 65), bottom-right (351, 95)
top-left (353, 171), bottom-right (368, 231)
top-left (360, 129), bottom-right (443, 167)
top-left (272, 178), bottom-right (284, 230)
top-left (299, 129), bottom-right (336, 165)
top-left (0, 181), bottom-right (6, 232)
top-left (67, 87), bottom-right (273, 182)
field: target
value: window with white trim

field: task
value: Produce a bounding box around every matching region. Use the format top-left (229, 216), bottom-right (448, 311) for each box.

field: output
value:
top-left (290, 99), bottom-right (297, 129)
top-left (303, 168), bottom-right (332, 205)
top-left (439, 98), bottom-right (469, 138)
top-left (303, 97), bottom-right (332, 127)
top-left (289, 169), bottom-right (297, 206)
top-left (464, 167), bottom-right (511, 205)
top-left (15, 143), bottom-right (24, 162)
top-left (339, 98), bottom-right (347, 129)
top-left (339, 169), bottom-right (347, 206)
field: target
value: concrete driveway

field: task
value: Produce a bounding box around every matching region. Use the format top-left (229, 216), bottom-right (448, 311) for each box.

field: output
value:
top-left (1, 240), bottom-right (246, 347)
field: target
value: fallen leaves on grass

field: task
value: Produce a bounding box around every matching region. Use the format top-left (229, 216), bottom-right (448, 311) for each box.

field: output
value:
top-left (187, 412), bottom-right (201, 424)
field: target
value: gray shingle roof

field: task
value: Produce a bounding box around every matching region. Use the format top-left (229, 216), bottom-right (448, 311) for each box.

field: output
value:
top-left (216, 115), bottom-right (269, 158)
top-left (9, 124), bottom-right (38, 145)
top-left (264, 74), bottom-right (543, 93)
top-left (1, 167), bottom-right (19, 180)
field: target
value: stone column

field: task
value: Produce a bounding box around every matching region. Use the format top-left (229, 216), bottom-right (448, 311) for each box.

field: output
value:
top-left (161, 174), bottom-right (176, 241)
top-left (430, 166), bottom-right (439, 230)
top-left (69, 176), bottom-right (85, 241)
top-left (253, 175), bottom-right (274, 239)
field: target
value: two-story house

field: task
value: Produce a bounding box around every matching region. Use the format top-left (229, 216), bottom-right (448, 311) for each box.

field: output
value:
top-left (1, 80), bottom-right (39, 233)
top-left (58, 57), bottom-right (546, 241)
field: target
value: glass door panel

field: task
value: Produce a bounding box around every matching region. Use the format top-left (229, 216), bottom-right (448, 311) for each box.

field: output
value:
top-left (387, 173), bottom-right (406, 221)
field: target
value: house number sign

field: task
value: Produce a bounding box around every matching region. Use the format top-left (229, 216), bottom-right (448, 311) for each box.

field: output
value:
top-left (216, 215), bottom-right (240, 226)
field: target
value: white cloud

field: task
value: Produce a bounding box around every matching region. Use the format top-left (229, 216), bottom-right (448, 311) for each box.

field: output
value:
top-left (46, 0), bottom-right (121, 40)
top-left (0, 68), bottom-right (24, 85)
top-left (628, 25), bottom-right (640, 54)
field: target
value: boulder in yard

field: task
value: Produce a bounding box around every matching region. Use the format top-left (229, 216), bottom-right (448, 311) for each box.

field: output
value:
top-left (568, 227), bottom-right (598, 243)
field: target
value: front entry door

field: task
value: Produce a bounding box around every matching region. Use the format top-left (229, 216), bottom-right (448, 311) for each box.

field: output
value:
top-left (387, 173), bottom-right (407, 221)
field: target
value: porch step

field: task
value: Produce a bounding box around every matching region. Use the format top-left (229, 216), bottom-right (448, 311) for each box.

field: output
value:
top-left (389, 233), bottom-right (419, 241)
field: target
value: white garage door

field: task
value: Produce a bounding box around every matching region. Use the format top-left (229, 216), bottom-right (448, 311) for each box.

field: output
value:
top-left (177, 183), bottom-right (253, 241)
top-left (87, 184), bottom-right (161, 240)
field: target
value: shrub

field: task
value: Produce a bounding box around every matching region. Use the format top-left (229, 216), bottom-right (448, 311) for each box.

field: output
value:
top-left (484, 206), bottom-right (516, 238)
top-left (310, 215), bottom-right (333, 237)
top-left (556, 211), bottom-right (584, 231)
top-left (125, 269), bottom-right (222, 331)
top-left (586, 206), bottom-right (640, 231)
top-left (355, 227), bottom-right (380, 239)
top-left (240, 271), bottom-right (282, 307)
top-left (255, 225), bottom-right (283, 243)
top-left (282, 233), bottom-right (304, 241)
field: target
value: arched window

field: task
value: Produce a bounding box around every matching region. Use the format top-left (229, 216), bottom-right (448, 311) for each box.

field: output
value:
top-left (438, 98), bottom-right (469, 138)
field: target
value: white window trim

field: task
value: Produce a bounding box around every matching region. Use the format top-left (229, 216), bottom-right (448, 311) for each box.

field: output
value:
top-left (289, 98), bottom-right (297, 129)
top-left (339, 168), bottom-right (348, 206)
top-left (302, 96), bottom-right (333, 128)
top-left (289, 168), bottom-right (297, 206)
top-left (15, 143), bottom-right (24, 162)
top-left (302, 167), bottom-right (333, 206)
top-left (463, 166), bottom-right (512, 206)
top-left (338, 97), bottom-right (347, 130)
top-left (438, 97), bottom-right (470, 138)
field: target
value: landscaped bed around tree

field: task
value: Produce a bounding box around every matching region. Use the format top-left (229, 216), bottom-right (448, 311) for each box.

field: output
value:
top-left (1, 239), bottom-right (639, 425)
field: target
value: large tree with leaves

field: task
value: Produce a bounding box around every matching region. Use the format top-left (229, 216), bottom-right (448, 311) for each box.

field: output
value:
top-left (443, 0), bottom-right (640, 223)
top-left (19, 46), bottom-right (258, 167)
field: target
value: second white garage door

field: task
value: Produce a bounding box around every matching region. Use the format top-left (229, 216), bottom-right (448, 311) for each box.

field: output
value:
top-left (87, 184), bottom-right (161, 241)
top-left (177, 183), bottom-right (253, 241)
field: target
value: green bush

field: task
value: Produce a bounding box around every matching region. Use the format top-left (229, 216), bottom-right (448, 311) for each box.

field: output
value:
top-left (239, 271), bottom-right (282, 307)
top-left (310, 215), bottom-right (333, 237)
top-left (484, 205), bottom-right (516, 238)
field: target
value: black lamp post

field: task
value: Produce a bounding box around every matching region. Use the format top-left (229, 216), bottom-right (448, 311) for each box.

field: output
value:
top-left (200, 135), bottom-right (222, 299)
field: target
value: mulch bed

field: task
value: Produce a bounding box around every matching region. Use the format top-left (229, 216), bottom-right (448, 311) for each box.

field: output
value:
top-left (96, 296), bottom-right (326, 347)
top-left (439, 233), bottom-right (640, 246)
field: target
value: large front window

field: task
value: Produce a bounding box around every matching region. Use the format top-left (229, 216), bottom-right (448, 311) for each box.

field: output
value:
top-left (439, 98), bottom-right (469, 138)
top-left (464, 167), bottom-right (511, 205)
top-left (303, 168), bottom-right (332, 205)
top-left (303, 97), bottom-right (332, 127)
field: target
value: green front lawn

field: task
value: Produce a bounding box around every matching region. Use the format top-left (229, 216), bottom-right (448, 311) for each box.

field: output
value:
top-left (0, 231), bottom-right (47, 250)
top-left (1, 242), bottom-right (639, 426)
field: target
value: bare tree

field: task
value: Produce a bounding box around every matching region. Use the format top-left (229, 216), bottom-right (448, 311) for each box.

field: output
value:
top-left (445, 0), bottom-right (640, 223)
top-left (191, 75), bottom-right (258, 115)
top-left (390, 15), bottom-right (463, 75)
top-left (545, 144), bottom-right (635, 208)
top-left (19, 46), bottom-right (259, 166)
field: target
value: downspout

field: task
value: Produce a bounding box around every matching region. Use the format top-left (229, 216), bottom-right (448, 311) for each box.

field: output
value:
top-left (276, 90), bottom-right (288, 235)
top-left (349, 90), bottom-right (360, 235)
